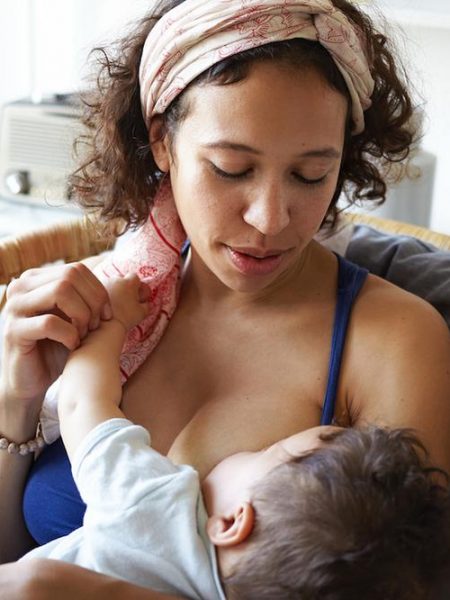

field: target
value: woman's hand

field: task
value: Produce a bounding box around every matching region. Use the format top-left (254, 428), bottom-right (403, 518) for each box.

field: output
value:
top-left (0, 262), bottom-right (112, 407)
top-left (0, 560), bottom-right (185, 600)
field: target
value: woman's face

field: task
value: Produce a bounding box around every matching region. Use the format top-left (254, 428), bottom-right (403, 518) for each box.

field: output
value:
top-left (152, 61), bottom-right (348, 294)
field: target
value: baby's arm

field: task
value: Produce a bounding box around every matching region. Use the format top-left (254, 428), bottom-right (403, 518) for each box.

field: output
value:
top-left (57, 274), bottom-right (149, 462)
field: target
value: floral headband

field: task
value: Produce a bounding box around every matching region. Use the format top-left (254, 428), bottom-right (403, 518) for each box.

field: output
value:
top-left (139, 0), bottom-right (375, 134)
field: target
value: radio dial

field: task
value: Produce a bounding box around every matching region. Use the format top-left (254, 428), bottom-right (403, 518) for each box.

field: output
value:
top-left (5, 170), bottom-right (31, 195)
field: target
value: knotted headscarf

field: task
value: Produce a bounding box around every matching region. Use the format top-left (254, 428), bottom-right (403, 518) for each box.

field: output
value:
top-left (41, 0), bottom-right (374, 443)
top-left (140, 0), bottom-right (374, 134)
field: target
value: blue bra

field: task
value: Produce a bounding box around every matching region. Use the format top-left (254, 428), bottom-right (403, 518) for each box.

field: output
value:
top-left (23, 254), bottom-right (368, 545)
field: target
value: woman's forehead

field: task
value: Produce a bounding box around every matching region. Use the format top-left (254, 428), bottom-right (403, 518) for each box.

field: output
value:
top-left (177, 63), bottom-right (348, 151)
top-left (187, 60), bottom-right (347, 112)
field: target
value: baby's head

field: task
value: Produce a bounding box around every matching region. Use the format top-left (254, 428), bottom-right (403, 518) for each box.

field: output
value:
top-left (202, 426), bottom-right (450, 600)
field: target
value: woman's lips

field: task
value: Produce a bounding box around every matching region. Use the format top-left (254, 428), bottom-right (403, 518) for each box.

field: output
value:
top-left (225, 246), bottom-right (285, 276)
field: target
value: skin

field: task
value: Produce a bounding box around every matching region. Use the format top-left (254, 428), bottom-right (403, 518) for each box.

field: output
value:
top-left (155, 64), bottom-right (346, 298)
top-left (202, 425), bottom-right (339, 519)
top-left (1, 61), bottom-right (450, 598)
top-left (55, 275), bottom-right (339, 589)
top-left (132, 63), bottom-right (350, 474)
top-left (202, 425), bottom-right (342, 579)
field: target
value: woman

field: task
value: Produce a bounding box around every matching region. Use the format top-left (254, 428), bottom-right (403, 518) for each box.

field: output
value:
top-left (1, 0), bottom-right (449, 597)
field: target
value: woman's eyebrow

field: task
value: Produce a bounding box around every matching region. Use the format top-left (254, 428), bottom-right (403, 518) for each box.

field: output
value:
top-left (201, 141), bottom-right (262, 154)
top-left (201, 140), bottom-right (340, 159)
top-left (298, 147), bottom-right (341, 159)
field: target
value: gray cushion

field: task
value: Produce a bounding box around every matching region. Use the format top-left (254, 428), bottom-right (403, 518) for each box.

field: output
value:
top-left (346, 225), bottom-right (450, 329)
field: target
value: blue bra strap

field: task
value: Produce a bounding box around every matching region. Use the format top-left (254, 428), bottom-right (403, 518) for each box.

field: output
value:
top-left (320, 254), bottom-right (369, 426)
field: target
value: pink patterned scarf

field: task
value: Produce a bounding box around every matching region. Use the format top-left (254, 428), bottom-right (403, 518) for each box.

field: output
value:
top-left (140, 0), bottom-right (374, 134)
top-left (40, 0), bottom-right (374, 442)
top-left (98, 180), bottom-right (186, 382)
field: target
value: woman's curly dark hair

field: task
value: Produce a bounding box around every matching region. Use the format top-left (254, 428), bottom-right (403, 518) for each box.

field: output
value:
top-left (71, 0), bottom-right (415, 231)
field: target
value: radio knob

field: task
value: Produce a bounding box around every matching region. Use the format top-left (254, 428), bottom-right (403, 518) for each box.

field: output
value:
top-left (4, 170), bottom-right (31, 195)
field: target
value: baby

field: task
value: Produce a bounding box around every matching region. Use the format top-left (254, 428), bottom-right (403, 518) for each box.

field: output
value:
top-left (23, 275), bottom-right (450, 600)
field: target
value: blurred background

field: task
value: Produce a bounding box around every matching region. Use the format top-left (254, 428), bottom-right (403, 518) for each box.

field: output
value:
top-left (0, 0), bottom-right (449, 236)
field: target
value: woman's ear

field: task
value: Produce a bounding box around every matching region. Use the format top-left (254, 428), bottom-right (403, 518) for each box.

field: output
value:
top-left (206, 502), bottom-right (255, 547)
top-left (149, 115), bottom-right (171, 172)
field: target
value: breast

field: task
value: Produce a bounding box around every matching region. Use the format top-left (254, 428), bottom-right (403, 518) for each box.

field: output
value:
top-left (120, 295), bottom-right (334, 478)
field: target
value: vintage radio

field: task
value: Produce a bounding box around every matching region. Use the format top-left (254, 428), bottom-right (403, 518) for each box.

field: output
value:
top-left (0, 94), bottom-right (85, 209)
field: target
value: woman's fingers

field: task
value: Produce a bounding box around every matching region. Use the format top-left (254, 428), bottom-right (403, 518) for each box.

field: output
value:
top-left (2, 315), bottom-right (77, 400)
top-left (7, 263), bottom-right (111, 334)
top-left (1, 262), bottom-right (113, 403)
top-left (9, 314), bottom-right (81, 352)
top-left (8, 263), bottom-right (95, 295)
top-left (14, 282), bottom-right (92, 340)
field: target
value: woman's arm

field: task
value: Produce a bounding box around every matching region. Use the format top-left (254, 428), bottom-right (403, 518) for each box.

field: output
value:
top-left (0, 560), bottom-right (186, 600)
top-left (0, 263), bottom-right (111, 562)
top-left (0, 408), bottom-right (40, 562)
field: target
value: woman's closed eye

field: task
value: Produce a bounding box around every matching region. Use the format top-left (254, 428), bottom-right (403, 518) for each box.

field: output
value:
top-left (209, 163), bottom-right (251, 180)
top-left (292, 172), bottom-right (327, 186)
top-left (209, 162), bottom-right (328, 186)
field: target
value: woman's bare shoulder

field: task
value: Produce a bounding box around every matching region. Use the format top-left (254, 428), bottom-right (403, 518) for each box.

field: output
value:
top-left (354, 271), bottom-right (448, 340)
top-left (342, 273), bottom-right (450, 471)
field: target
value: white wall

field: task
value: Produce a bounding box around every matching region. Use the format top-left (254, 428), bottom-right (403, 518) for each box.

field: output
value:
top-left (360, 0), bottom-right (450, 233)
top-left (0, 0), bottom-right (153, 105)
top-left (0, 1), bottom-right (33, 106)
top-left (399, 24), bottom-right (450, 233)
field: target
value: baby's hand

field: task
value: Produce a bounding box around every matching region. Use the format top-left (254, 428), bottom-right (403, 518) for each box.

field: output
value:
top-left (104, 274), bottom-right (150, 331)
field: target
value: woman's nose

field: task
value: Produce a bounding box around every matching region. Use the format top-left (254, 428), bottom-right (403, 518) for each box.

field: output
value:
top-left (242, 183), bottom-right (290, 236)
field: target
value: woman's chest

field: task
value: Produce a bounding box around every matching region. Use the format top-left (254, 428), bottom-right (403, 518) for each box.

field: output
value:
top-left (121, 303), bottom-right (337, 477)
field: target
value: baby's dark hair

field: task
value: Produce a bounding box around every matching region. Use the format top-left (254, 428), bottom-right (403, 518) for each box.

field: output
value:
top-left (224, 427), bottom-right (450, 600)
top-left (72, 0), bottom-right (415, 231)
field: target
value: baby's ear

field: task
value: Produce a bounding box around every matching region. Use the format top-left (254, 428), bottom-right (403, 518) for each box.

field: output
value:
top-left (206, 502), bottom-right (255, 547)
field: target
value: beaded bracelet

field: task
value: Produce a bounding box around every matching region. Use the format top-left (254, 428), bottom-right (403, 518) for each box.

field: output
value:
top-left (0, 423), bottom-right (46, 456)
